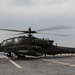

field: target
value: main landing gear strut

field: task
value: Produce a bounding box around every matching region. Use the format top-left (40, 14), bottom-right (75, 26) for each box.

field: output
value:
top-left (45, 53), bottom-right (46, 57)
top-left (6, 52), bottom-right (26, 59)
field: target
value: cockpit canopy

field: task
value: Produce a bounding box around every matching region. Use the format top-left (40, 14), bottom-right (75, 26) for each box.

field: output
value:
top-left (1, 37), bottom-right (22, 47)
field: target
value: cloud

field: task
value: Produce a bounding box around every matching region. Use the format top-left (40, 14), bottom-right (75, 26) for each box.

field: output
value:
top-left (10, 0), bottom-right (66, 6)
top-left (10, 0), bottom-right (34, 6)
top-left (10, 0), bottom-right (43, 6)
top-left (0, 0), bottom-right (75, 28)
top-left (0, 0), bottom-right (75, 30)
top-left (44, 0), bottom-right (66, 5)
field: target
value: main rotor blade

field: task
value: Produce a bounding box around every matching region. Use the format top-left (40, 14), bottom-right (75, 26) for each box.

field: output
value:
top-left (0, 28), bottom-right (37, 33)
top-left (10, 32), bottom-right (25, 35)
top-left (36, 25), bottom-right (73, 31)
top-left (0, 28), bottom-right (25, 32)
top-left (37, 32), bottom-right (71, 36)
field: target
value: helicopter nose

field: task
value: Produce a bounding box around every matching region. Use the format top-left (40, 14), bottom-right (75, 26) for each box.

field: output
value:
top-left (0, 44), bottom-right (2, 52)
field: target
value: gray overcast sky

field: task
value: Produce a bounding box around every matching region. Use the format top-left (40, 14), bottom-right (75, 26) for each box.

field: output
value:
top-left (0, 0), bottom-right (75, 47)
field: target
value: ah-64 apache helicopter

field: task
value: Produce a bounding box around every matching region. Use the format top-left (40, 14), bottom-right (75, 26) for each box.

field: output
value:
top-left (0, 26), bottom-right (75, 59)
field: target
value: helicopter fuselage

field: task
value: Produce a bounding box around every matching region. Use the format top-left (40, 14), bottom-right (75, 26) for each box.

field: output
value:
top-left (0, 35), bottom-right (75, 57)
top-left (0, 36), bottom-right (54, 56)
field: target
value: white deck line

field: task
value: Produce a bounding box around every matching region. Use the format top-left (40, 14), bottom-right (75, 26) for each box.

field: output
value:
top-left (42, 59), bottom-right (75, 67)
top-left (6, 57), bottom-right (22, 69)
top-left (0, 56), bottom-right (22, 69)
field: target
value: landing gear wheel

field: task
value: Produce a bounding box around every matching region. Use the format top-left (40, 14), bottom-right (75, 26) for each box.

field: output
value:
top-left (15, 53), bottom-right (26, 60)
top-left (7, 52), bottom-right (12, 57)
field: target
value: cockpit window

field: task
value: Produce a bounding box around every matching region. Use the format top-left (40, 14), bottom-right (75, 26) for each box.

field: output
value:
top-left (7, 39), bottom-right (12, 43)
top-left (19, 38), bottom-right (22, 41)
top-left (14, 38), bottom-right (19, 44)
top-left (1, 39), bottom-right (13, 47)
top-left (15, 38), bottom-right (18, 42)
top-left (1, 41), bottom-right (6, 46)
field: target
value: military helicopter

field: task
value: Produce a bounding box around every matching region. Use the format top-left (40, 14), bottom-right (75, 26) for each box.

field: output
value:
top-left (0, 26), bottom-right (75, 59)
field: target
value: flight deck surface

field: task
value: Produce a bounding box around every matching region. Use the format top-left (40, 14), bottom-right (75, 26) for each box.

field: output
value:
top-left (0, 54), bottom-right (75, 75)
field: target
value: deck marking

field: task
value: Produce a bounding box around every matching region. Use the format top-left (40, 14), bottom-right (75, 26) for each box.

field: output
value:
top-left (42, 59), bottom-right (75, 67)
top-left (5, 56), bottom-right (22, 69)
top-left (0, 56), bottom-right (7, 59)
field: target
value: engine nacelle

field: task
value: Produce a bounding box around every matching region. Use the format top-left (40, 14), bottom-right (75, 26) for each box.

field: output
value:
top-left (32, 39), bottom-right (54, 46)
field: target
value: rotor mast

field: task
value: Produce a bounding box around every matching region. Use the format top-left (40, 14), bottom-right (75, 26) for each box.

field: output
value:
top-left (28, 27), bottom-right (32, 37)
